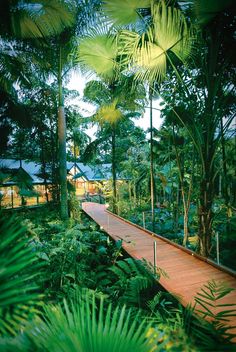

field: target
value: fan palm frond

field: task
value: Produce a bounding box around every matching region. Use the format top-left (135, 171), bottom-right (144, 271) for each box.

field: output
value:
top-left (29, 290), bottom-right (155, 352)
top-left (118, 1), bottom-right (194, 83)
top-left (152, 3), bottom-right (193, 62)
top-left (103, 0), bottom-right (151, 26)
top-left (78, 34), bottom-right (119, 81)
top-left (10, 0), bottom-right (76, 39)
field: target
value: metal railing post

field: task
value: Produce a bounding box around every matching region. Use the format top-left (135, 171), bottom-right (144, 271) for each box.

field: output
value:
top-left (153, 240), bottom-right (157, 275)
top-left (142, 211), bottom-right (146, 229)
top-left (216, 232), bottom-right (220, 265)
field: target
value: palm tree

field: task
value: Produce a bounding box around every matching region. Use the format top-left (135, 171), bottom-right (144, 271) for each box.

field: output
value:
top-left (158, 0), bottom-right (236, 256)
top-left (82, 78), bottom-right (146, 213)
top-left (0, 1), bottom-right (77, 218)
top-left (0, 0), bottom-right (75, 96)
top-left (17, 1), bottom-right (101, 219)
top-left (77, 26), bottom-right (146, 213)
top-left (103, 0), bottom-right (193, 230)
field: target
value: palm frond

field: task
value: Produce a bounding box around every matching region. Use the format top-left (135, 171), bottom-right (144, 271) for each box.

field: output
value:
top-left (118, 1), bottom-right (193, 83)
top-left (83, 80), bottom-right (111, 106)
top-left (152, 2), bottom-right (193, 62)
top-left (0, 213), bottom-right (42, 335)
top-left (96, 99), bottom-right (123, 125)
top-left (29, 290), bottom-right (155, 352)
top-left (194, 280), bottom-right (236, 324)
top-left (103, 0), bottom-right (151, 26)
top-left (109, 258), bottom-right (162, 307)
top-left (78, 34), bottom-right (119, 81)
top-left (11, 0), bottom-right (76, 38)
top-left (81, 137), bottom-right (107, 163)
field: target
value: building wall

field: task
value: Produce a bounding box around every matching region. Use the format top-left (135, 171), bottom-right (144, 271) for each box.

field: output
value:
top-left (0, 184), bottom-right (49, 208)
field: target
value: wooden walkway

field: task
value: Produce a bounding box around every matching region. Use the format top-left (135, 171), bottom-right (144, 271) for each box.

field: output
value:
top-left (82, 202), bottom-right (236, 330)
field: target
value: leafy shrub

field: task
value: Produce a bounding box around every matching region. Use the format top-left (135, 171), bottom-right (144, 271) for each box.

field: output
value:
top-left (0, 213), bottom-right (42, 335)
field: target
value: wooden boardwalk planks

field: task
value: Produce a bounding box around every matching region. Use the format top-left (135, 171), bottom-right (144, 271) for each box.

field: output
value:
top-left (82, 202), bottom-right (236, 330)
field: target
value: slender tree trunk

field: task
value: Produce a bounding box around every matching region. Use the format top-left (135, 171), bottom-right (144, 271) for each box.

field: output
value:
top-left (49, 112), bottom-right (58, 202)
top-left (198, 151), bottom-right (214, 257)
top-left (58, 48), bottom-right (68, 219)
top-left (111, 126), bottom-right (117, 214)
top-left (128, 181), bottom-right (132, 209)
top-left (133, 183), bottom-right (137, 207)
top-left (149, 87), bottom-right (155, 232)
top-left (220, 117), bottom-right (230, 205)
top-left (39, 126), bottom-right (49, 202)
top-left (174, 182), bottom-right (180, 235)
top-left (172, 125), bottom-right (190, 246)
top-left (220, 117), bottom-right (232, 232)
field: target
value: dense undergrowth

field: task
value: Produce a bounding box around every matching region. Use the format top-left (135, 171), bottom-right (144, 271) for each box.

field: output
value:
top-left (116, 201), bottom-right (236, 271)
top-left (0, 204), bottom-right (236, 351)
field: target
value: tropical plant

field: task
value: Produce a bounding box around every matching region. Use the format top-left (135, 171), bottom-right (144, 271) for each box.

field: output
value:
top-left (0, 1), bottom-right (78, 218)
top-left (27, 289), bottom-right (155, 352)
top-left (106, 258), bottom-right (166, 308)
top-left (148, 280), bottom-right (236, 351)
top-left (158, 0), bottom-right (236, 256)
top-left (82, 76), bottom-right (146, 213)
top-left (103, 0), bottom-right (193, 230)
top-left (77, 27), bottom-right (121, 213)
top-left (0, 213), bottom-right (42, 335)
top-left (0, 0), bottom-right (76, 116)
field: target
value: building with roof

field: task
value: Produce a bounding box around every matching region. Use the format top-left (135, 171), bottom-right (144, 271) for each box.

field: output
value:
top-left (67, 161), bottom-right (113, 196)
top-left (0, 159), bottom-right (113, 208)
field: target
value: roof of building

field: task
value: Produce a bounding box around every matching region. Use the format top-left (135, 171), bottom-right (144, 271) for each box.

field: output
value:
top-left (0, 159), bottom-right (114, 185)
top-left (74, 163), bottom-right (112, 181)
top-left (0, 159), bottom-right (44, 184)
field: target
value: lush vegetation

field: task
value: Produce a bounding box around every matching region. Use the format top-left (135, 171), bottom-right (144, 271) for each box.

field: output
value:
top-left (1, 205), bottom-right (236, 350)
top-left (0, 0), bottom-right (236, 350)
top-left (1, 0), bottom-right (235, 261)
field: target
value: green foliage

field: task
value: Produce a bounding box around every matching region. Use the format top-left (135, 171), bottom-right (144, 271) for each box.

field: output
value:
top-left (146, 280), bottom-right (236, 351)
top-left (195, 280), bottom-right (236, 323)
top-left (20, 208), bottom-right (123, 302)
top-left (78, 33), bottom-right (119, 81)
top-left (6, 0), bottom-right (76, 39)
top-left (106, 258), bottom-right (165, 308)
top-left (103, 0), bottom-right (151, 26)
top-left (0, 213), bottom-right (42, 336)
top-left (0, 207), bottom-right (235, 351)
top-left (27, 290), bottom-right (155, 352)
top-left (118, 1), bottom-right (194, 83)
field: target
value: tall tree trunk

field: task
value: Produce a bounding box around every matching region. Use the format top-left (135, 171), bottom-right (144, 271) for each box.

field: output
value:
top-left (172, 125), bottom-right (190, 247)
top-left (128, 181), bottom-right (132, 209)
top-left (220, 117), bottom-right (232, 232)
top-left (49, 112), bottom-right (58, 202)
top-left (174, 182), bottom-right (180, 235)
top-left (198, 152), bottom-right (214, 257)
top-left (111, 126), bottom-right (117, 214)
top-left (133, 183), bottom-right (137, 207)
top-left (149, 87), bottom-right (155, 232)
top-left (220, 117), bottom-right (230, 205)
top-left (39, 125), bottom-right (49, 202)
top-left (58, 47), bottom-right (68, 219)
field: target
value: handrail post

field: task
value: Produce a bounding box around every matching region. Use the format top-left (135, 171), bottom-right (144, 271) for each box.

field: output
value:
top-left (216, 232), bottom-right (220, 265)
top-left (142, 211), bottom-right (146, 229)
top-left (153, 240), bottom-right (157, 275)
